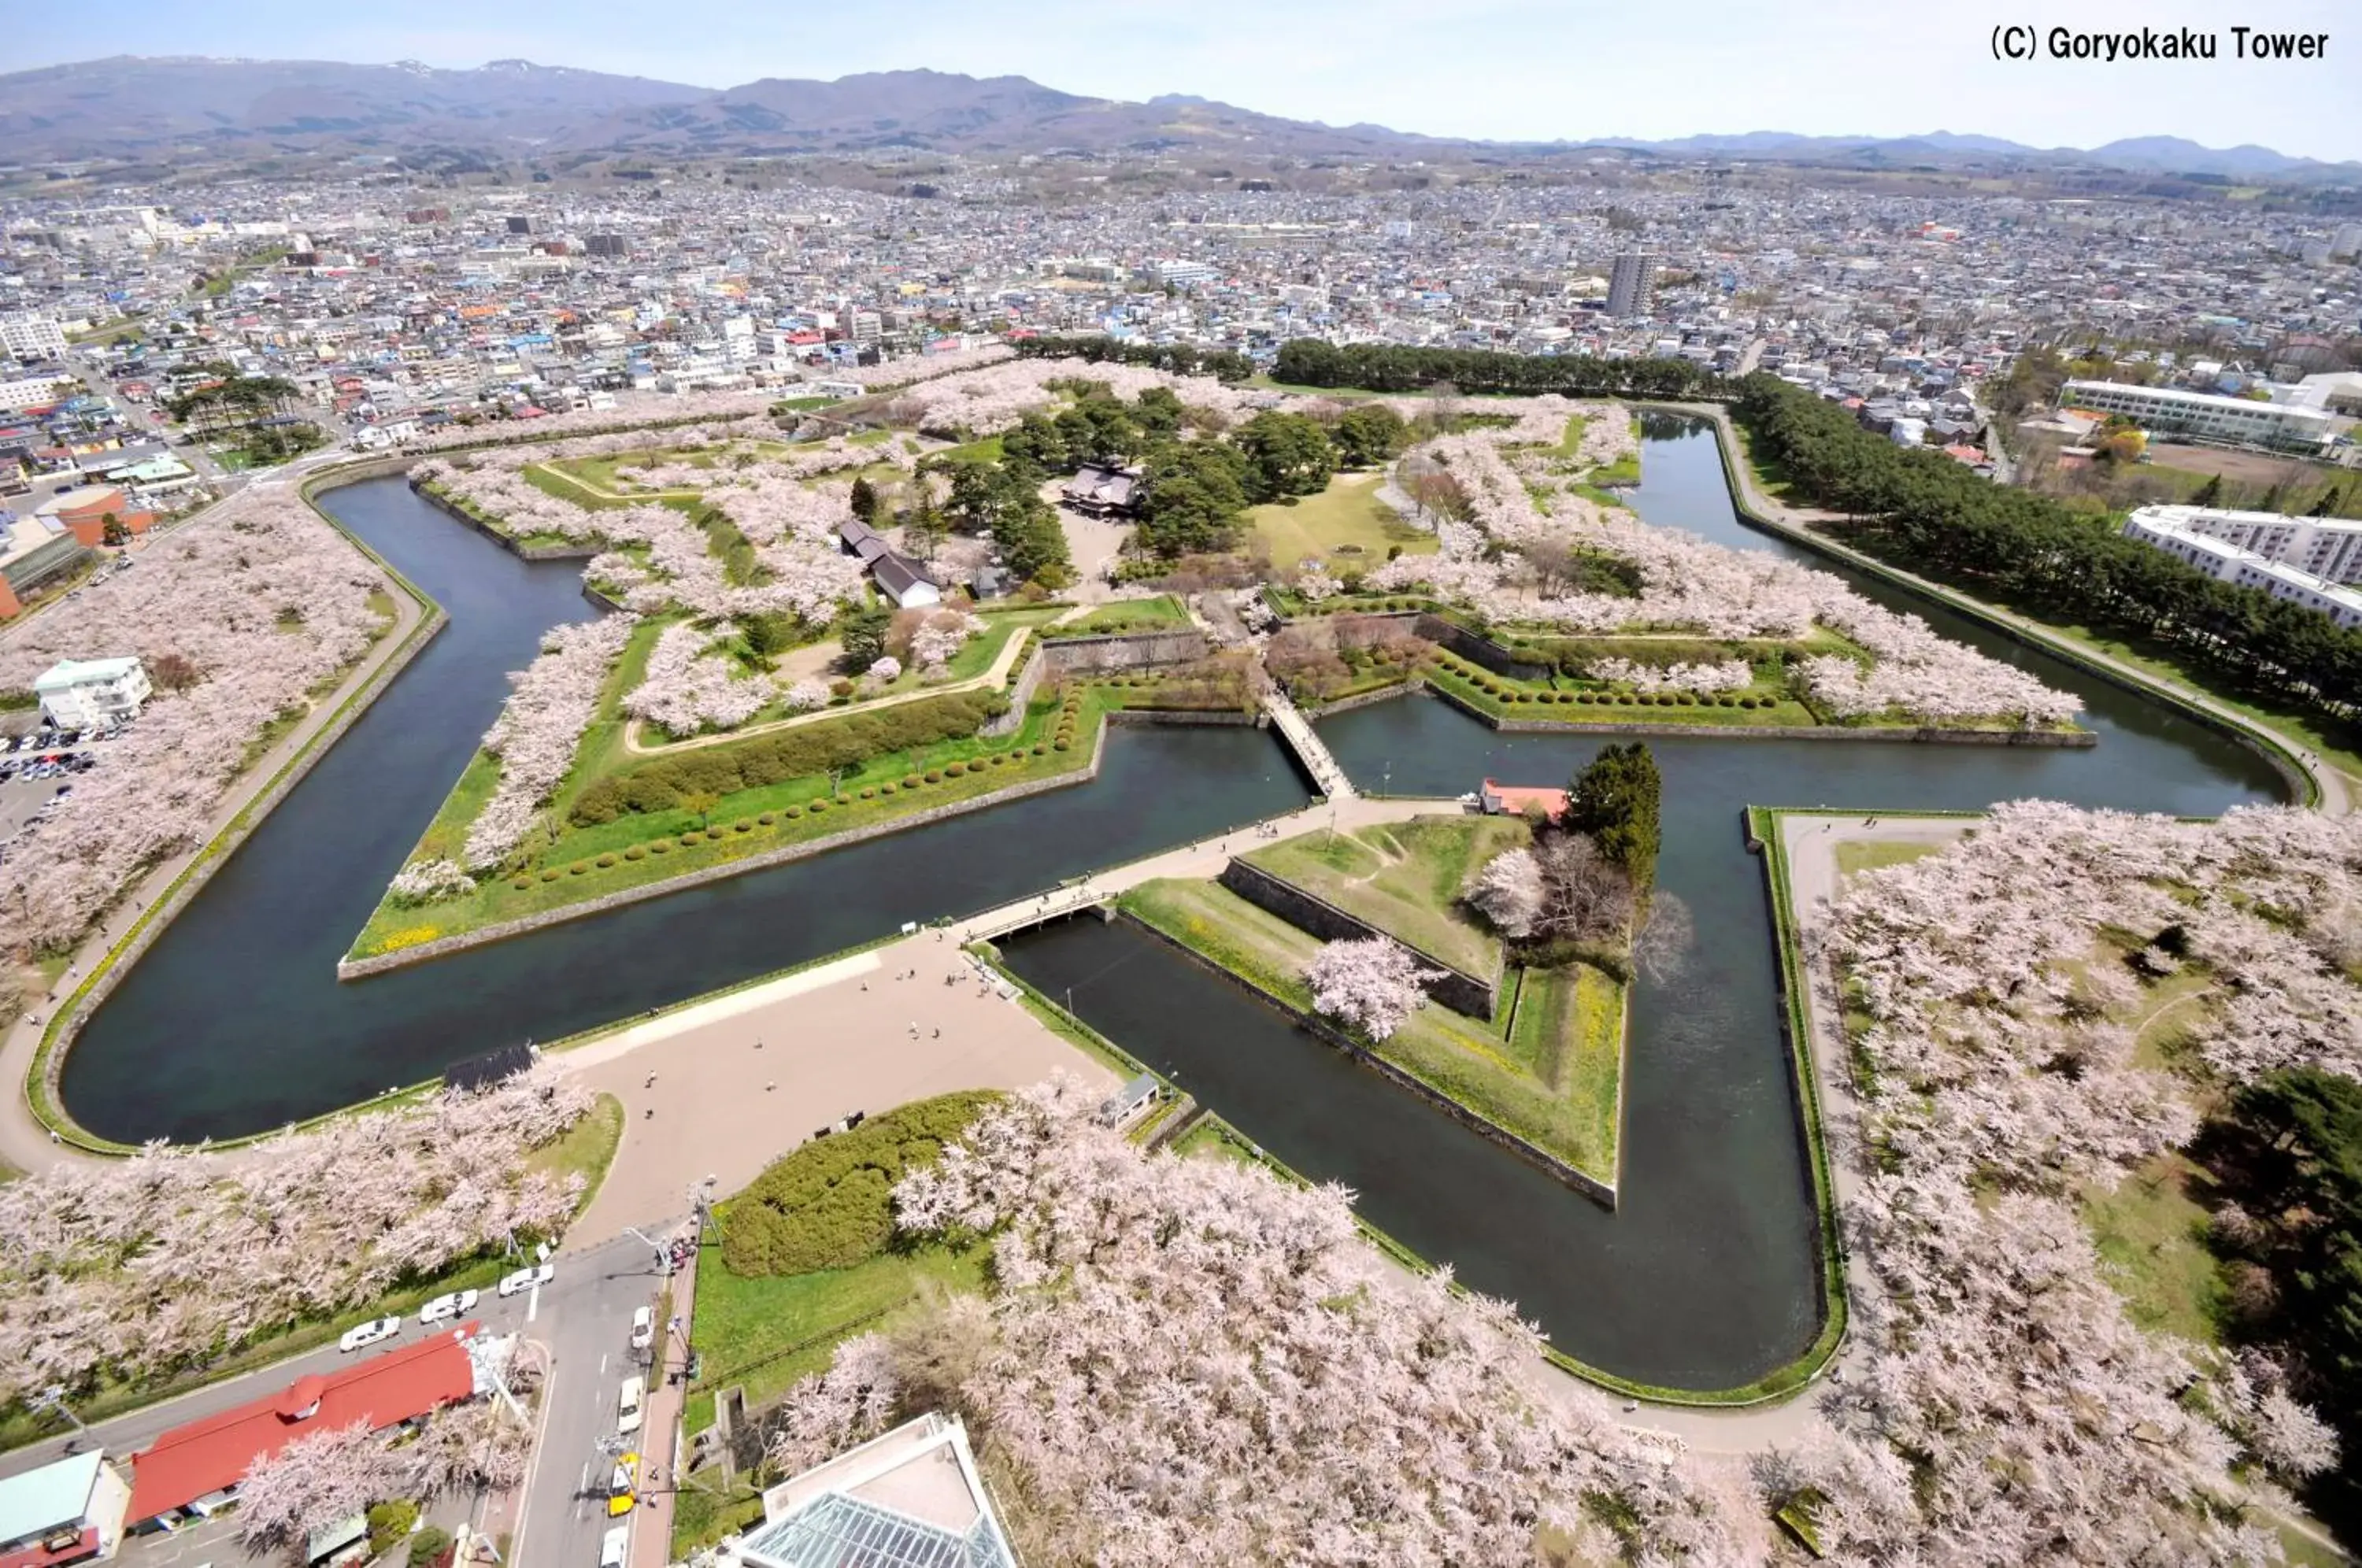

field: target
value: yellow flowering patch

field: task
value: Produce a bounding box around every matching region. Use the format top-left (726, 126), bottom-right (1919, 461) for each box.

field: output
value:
top-left (372, 925), bottom-right (441, 954)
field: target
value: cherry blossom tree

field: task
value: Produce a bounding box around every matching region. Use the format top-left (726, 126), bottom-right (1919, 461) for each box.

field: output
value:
top-left (387, 857), bottom-right (476, 907)
top-left (624, 622), bottom-right (768, 738)
top-left (235, 1421), bottom-right (391, 1555)
top-left (0, 486), bottom-right (388, 956)
top-left (466, 616), bottom-right (636, 868)
top-left (1784, 800), bottom-right (2362, 1563)
top-left (0, 1064), bottom-right (593, 1403)
top-left (1301, 935), bottom-right (1439, 1041)
top-left (767, 1078), bottom-right (1748, 1566)
top-left (1464, 846), bottom-right (1546, 937)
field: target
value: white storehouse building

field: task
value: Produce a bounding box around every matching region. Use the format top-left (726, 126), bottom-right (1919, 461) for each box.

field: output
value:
top-left (2120, 507), bottom-right (2362, 630)
top-left (34, 655), bottom-right (152, 730)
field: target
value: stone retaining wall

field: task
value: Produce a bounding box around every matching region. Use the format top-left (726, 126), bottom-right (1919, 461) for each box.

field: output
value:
top-left (1118, 912), bottom-right (1615, 1210)
top-left (1039, 627), bottom-right (1208, 674)
top-left (1215, 857), bottom-right (1498, 1019)
top-left (1425, 679), bottom-right (2098, 746)
top-left (1110, 706), bottom-right (1261, 727)
top-left (983, 644), bottom-right (1046, 738)
top-left (1412, 612), bottom-right (1555, 681)
top-left (1300, 680), bottom-right (1416, 719)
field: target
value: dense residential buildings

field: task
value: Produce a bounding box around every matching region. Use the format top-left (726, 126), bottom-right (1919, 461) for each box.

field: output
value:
top-left (2120, 505), bottom-right (2362, 629)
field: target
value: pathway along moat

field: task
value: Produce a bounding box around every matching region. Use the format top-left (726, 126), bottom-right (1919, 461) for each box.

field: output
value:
top-left (59, 420), bottom-right (2283, 1392)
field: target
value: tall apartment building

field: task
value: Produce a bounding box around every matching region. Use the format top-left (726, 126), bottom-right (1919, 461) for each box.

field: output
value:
top-left (1606, 253), bottom-right (1658, 318)
top-left (2121, 505), bottom-right (2362, 630)
top-left (585, 233), bottom-right (628, 257)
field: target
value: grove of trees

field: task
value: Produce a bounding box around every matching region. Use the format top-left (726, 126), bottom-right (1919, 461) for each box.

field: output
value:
top-left (1272, 339), bottom-right (1731, 401)
top-left (1735, 375), bottom-right (2362, 723)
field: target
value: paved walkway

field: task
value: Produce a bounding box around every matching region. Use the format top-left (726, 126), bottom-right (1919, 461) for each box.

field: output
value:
top-left (1683, 404), bottom-right (2355, 818)
top-left (1591, 813), bottom-right (1968, 1455)
top-left (0, 469), bottom-right (426, 1178)
top-left (619, 605), bottom-right (1079, 757)
top-left (561, 794), bottom-right (1463, 1243)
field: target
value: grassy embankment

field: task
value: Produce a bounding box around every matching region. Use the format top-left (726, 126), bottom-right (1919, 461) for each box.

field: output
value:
top-left (1246, 470), bottom-right (1440, 570)
top-left (727, 605), bottom-right (1061, 728)
top-left (0, 1093), bottom-right (624, 1454)
top-left (1238, 815), bottom-right (1522, 978)
top-left (671, 1092), bottom-right (1002, 1556)
top-left (1121, 815), bottom-right (1623, 1188)
top-left (350, 679), bottom-right (1118, 960)
top-left (1042, 594), bottom-right (1190, 637)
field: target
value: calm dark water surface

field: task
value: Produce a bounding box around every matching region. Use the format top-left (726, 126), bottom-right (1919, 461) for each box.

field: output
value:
top-left (1001, 416), bottom-right (2283, 1389)
top-left (64, 430), bottom-right (2284, 1389)
top-left (59, 479), bottom-right (1307, 1142)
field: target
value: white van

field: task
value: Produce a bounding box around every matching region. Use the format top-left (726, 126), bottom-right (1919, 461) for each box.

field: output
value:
top-left (600, 1523), bottom-right (628, 1568)
top-left (616, 1374), bottom-right (645, 1437)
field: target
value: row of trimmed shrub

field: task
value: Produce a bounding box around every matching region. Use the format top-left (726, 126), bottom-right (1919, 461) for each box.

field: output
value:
top-left (512, 746), bottom-right (1064, 887)
top-left (571, 687), bottom-right (1008, 823)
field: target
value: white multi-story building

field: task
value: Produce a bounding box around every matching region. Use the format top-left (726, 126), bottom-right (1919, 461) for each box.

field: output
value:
top-left (0, 374), bottom-right (75, 413)
top-left (33, 656), bottom-right (152, 730)
top-left (1150, 258), bottom-right (1219, 288)
top-left (2062, 379), bottom-right (2337, 453)
top-left (0, 312), bottom-right (68, 361)
top-left (2125, 505), bottom-right (2362, 586)
top-left (2121, 507), bottom-right (2362, 631)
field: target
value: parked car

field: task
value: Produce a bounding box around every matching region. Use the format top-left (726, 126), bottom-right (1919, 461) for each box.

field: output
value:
top-left (629, 1306), bottom-right (654, 1352)
top-left (419, 1288), bottom-right (479, 1324)
top-left (607, 1452), bottom-right (639, 1518)
top-left (497, 1263), bottom-right (555, 1297)
top-left (616, 1374), bottom-right (644, 1436)
top-left (601, 1524), bottom-right (629, 1568)
top-left (338, 1316), bottom-right (402, 1353)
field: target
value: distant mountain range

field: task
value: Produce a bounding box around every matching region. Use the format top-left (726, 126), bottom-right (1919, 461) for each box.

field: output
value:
top-left (1, 56), bottom-right (2353, 183)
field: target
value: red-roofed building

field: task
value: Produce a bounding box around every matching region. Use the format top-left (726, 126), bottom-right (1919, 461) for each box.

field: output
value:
top-left (126, 1326), bottom-right (483, 1529)
top-left (1479, 778), bottom-right (1569, 818)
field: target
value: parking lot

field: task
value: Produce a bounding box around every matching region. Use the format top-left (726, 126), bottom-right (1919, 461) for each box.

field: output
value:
top-left (0, 730), bottom-right (113, 852)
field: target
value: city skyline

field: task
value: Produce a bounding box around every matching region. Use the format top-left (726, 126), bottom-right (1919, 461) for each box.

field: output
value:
top-left (13, 0), bottom-right (2361, 162)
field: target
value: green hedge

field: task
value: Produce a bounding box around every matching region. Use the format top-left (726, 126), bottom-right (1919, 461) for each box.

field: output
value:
top-left (572, 689), bottom-right (1008, 823)
top-left (716, 1091), bottom-right (1005, 1276)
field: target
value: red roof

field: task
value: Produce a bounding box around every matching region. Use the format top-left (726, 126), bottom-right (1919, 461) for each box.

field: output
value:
top-left (128, 1326), bottom-right (479, 1524)
top-left (1481, 778), bottom-right (1569, 817)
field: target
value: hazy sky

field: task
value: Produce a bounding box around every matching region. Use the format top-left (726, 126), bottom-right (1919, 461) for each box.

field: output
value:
top-left (18, 0), bottom-right (2362, 161)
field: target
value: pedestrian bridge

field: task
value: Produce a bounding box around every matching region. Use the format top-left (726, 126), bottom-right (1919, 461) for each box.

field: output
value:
top-left (1260, 687), bottom-right (1357, 801)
